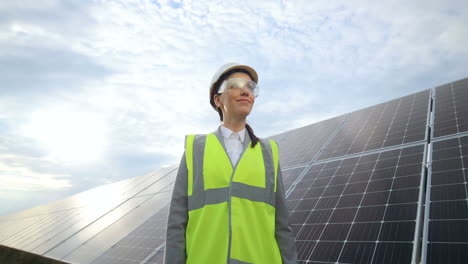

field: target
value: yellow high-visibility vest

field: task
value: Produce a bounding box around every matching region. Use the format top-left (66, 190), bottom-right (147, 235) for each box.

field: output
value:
top-left (185, 133), bottom-right (282, 264)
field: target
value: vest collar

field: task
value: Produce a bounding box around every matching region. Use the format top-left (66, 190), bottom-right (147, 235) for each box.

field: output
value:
top-left (213, 125), bottom-right (251, 153)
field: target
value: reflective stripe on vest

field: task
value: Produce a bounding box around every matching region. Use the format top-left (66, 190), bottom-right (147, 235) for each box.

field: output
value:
top-left (185, 133), bottom-right (282, 264)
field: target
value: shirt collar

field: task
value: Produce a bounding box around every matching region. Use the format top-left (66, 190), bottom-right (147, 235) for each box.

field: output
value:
top-left (220, 125), bottom-right (246, 143)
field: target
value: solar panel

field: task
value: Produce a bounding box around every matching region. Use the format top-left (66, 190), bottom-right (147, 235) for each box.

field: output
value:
top-left (269, 114), bottom-right (347, 167)
top-left (281, 166), bottom-right (307, 195)
top-left (288, 144), bottom-right (426, 263)
top-left (0, 167), bottom-right (176, 254)
top-left (0, 165), bottom-right (176, 264)
top-left (433, 78), bottom-right (468, 138)
top-left (422, 135), bottom-right (468, 264)
top-left (90, 204), bottom-right (170, 264)
top-left (317, 90), bottom-right (430, 161)
top-left (142, 247), bottom-right (165, 264)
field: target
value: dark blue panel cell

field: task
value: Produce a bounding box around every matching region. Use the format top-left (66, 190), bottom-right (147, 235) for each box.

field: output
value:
top-left (371, 168), bottom-right (396, 180)
top-left (372, 242), bottom-right (413, 264)
top-left (343, 182), bottom-right (367, 195)
top-left (366, 178), bottom-right (393, 192)
top-left (432, 147), bottom-right (460, 161)
top-left (375, 157), bottom-right (399, 169)
top-left (430, 200), bottom-right (468, 220)
top-left (320, 223), bottom-right (351, 241)
top-left (398, 153), bottom-right (423, 166)
top-left (322, 184), bottom-right (346, 197)
top-left (328, 207), bottom-right (358, 223)
top-left (432, 157), bottom-right (463, 172)
top-left (335, 165), bottom-right (355, 176)
top-left (308, 242), bottom-right (343, 262)
top-left (395, 164), bottom-right (421, 177)
top-left (310, 177), bottom-right (332, 188)
top-left (432, 138), bottom-right (459, 150)
top-left (380, 149), bottom-right (401, 159)
top-left (296, 224), bottom-right (324, 241)
top-left (315, 196), bottom-right (339, 209)
top-left (429, 220), bottom-right (468, 242)
top-left (350, 171), bottom-right (373, 182)
top-left (388, 188), bottom-right (419, 204)
top-left (354, 162), bottom-right (376, 173)
top-left (393, 175), bottom-right (421, 189)
top-left (430, 184), bottom-right (466, 201)
top-left (295, 241), bottom-right (315, 260)
top-left (384, 204), bottom-right (418, 221)
top-left (379, 221), bottom-right (415, 241)
top-left (329, 175), bottom-right (349, 185)
top-left (431, 170), bottom-right (465, 185)
top-left (304, 187), bottom-right (323, 199)
top-left (336, 194), bottom-right (363, 208)
top-left (361, 191), bottom-right (390, 206)
top-left (400, 144), bottom-right (425, 156)
top-left (290, 211), bottom-right (310, 224)
top-left (295, 198), bottom-right (319, 211)
top-left (339, 242), bottom-right (376, 264)
top-left (306, 209), bottom-right (333, 224)
top-left (355, 205), bottom-right (386, 222)
top-left (347, 223), bottom-right (381, 241)
top-left (427, 243), bottom-right (468, 264)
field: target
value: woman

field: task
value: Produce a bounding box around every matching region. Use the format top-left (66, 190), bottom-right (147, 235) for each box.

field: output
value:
top-left (164, 63), bottom-right (298, 264)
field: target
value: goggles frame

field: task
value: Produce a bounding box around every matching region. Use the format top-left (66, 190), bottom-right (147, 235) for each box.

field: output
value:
top-left (218, 77), bottom-right (259, 98)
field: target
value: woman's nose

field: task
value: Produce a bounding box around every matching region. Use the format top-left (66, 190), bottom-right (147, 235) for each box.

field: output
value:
top-left (240, 86), bottom-right (252, 97)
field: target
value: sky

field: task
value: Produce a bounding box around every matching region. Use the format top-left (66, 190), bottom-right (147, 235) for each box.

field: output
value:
top-left (1, 0), bottom-right (467, 216)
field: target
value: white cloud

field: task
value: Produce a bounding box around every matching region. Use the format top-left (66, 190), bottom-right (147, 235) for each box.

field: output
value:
top-left (0, 154), bottom-right (71, 191)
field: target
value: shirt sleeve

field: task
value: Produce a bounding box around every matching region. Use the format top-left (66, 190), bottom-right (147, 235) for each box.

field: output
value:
top-left (275, 163), bottom-right (299, 264)
top-left (164, 152), bottom-right (188, 264)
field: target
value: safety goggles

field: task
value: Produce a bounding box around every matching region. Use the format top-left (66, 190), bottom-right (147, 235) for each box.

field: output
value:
top-left (218, 77), bottom-right (259, 97)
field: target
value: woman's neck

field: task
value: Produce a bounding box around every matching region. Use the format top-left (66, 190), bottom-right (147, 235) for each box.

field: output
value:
top-left (222, 118), bottom-right (246, 133)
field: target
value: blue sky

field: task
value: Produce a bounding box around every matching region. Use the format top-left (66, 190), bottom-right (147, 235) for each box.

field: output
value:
top-left (1, 0), bottom-right (467, 216)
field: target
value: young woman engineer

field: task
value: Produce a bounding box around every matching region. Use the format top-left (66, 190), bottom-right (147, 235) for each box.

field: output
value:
top-left (164, 63), bottom-right (298, 264)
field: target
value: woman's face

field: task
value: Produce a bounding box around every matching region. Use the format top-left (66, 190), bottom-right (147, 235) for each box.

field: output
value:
top-left (214, 72), bottom-right (256, 120)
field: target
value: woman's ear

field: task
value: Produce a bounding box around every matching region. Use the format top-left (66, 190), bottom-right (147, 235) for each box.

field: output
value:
top-left (214, 94), bottom-right (222, 109)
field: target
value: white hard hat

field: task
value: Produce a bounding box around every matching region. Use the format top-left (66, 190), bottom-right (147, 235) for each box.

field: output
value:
top-left (209, 62), bottom-right (258, 110)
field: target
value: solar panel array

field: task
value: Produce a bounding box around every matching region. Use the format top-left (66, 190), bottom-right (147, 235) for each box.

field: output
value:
top-left (0, 166), bottom-right (177, 264)
top-left (1, 77), bottom-right (467, 264)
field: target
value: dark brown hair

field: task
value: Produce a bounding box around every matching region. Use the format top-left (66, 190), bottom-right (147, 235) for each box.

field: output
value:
top-left (213, 70), bottom-right (259, 148)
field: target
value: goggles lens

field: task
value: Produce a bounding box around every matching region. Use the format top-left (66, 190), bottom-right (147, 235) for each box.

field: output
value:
top-left (219, 78), bottom-right (259, 97)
